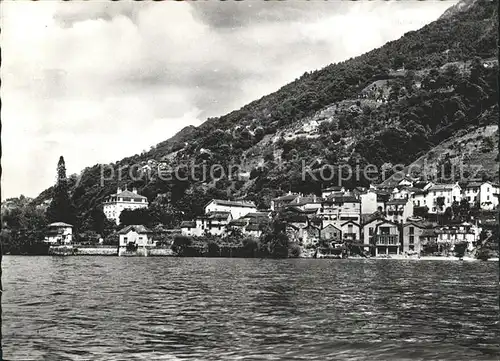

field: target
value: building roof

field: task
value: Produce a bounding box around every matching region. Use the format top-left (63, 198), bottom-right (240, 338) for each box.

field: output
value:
top-left (180, 221), bottom-right (196, 228)
top-left (117, 225), bottom-right (152, 235)
top-left (272, 194), bottom-right (300, 202)
top-left (328, 195), bottom-right (360, 204)
top-left (361, 211), bottom-right (385, 224)
top-left (429, 183), bottom-right (459, 191)
top-left (288, 196), bottom-right (323, 206)
top-left (323, 186), bottom-right (344, 192)
top-left (403, 221), bottom-right (432, 229)
top-left (340, 220), bottom-right (360, 227)
top-left (413, 181), bottom-right (431, 189)
top-left (285, 206), bottom-right (318, 214)
top-left (464, 181), bottom-right (483, 189)
top-left (208, 199), bottom-right (256, 208)
top-left (321, 224), bottom-right (341, 231)
top-left (362, 217), bottom-right (399, 227)
top-left (115, 190), bottom-right (147, 199)
top-left (48, 222), bottom-right (73, 228)
top-left (242, 212), bottom-right (271, 219)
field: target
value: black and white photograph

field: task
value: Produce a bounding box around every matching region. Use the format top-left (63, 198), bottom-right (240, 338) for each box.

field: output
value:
top-left (1, 0), bottom-right (499, 360)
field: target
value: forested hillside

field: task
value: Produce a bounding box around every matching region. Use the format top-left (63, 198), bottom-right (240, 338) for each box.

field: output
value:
top-left (4, 0), bottom-right (498, 239)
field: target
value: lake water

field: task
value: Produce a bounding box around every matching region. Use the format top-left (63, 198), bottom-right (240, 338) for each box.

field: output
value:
top-left (2, 256), bottom-right (499, 360)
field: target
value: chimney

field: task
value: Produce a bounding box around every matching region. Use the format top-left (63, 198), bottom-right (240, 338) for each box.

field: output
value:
top-left (132, 188), bottom-right (138, 194)
top-left (117, 187), bottom-right (122, 194)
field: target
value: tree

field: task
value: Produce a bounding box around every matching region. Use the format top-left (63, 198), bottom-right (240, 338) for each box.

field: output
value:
top-left (458, 199), bottom-right (471, 221)
top-left (46, 156), bottom-right (76, 226)
top-left (259, 217), bottom-right (290, 258)
top-left (171, 235), bottom-right (193, 256)
top-left (119, 208), bottom-right (151, 226)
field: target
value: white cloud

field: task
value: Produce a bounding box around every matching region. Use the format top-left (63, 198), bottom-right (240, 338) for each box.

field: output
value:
top-left (0, 0), bottom-right (457, 198)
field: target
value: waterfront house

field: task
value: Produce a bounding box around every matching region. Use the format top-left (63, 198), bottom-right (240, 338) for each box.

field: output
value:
top-left (180, 221), bottom-right (197, 237)
top-left (419, 228), bottom-right (438, 248)
top-left (427, 183), bottom-right (461, 213)
top-left (340, 220), bottom-right (361, 242)
top-left (45, 222), bottom-right (73, 244)
top-left (300, 224), bottom-right (321, 247)
top-left (320, 224), bottom-right (342, 242)
top-left (103, 187), bottom-right (149, 225)
top-left (204, 199), bottom-right (257, 220)
top-left (363, 218), bottom-right (401, 256)
top-left (434, 222), bottom-right (480, 252)
top-left (118, 225), bottom-right (154, 248)
top-left (402, 222), bottom-right (428, 254)
top-left (197, 211), bottom-right (233, 236)
top-left (385, 198), bottom-right (414, 224)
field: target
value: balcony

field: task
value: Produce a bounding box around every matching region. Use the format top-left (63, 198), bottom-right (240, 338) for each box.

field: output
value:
top-left (374, 234), bottom-right (399, 245)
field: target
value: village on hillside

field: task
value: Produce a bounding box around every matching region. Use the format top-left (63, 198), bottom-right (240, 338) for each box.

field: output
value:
top-left (44, 175), bottom-right (499, 259)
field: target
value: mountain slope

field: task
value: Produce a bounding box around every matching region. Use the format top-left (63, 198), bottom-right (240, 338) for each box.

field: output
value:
top-left (30, 0), bottom-right (498, 229)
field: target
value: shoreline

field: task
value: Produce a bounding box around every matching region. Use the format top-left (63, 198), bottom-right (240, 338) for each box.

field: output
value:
top-left (366, 255), bottom-right (499, 262)
top-left (3, 253), bottom-right (499, 261)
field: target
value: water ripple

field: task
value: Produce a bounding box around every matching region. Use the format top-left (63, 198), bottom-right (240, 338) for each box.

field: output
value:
top-left (2, 256), bottom-right (499, 360)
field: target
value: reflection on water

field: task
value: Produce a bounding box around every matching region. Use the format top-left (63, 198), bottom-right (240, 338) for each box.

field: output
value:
top-left (2, 256), bottom-right (499, 360)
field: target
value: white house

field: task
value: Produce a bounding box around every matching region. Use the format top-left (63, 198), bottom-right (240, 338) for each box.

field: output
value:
top-left (462, 181), bottom-right (499, 210)
top-left (45, 222), bottom-right (73, 244)
top-left (103, 187), bottom-right (149, 225)
top-left (180, 221), bottom-right (198, 237)
top-left (204, 199), bottom-right (257, 220)
top-left (427, 183), bottom-right (461, 213)
top-left (434, 222), bottom-right (480, 252)
top-left (118, 225), bottom-right (154, 248)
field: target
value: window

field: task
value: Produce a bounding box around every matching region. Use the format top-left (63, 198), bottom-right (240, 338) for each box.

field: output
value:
top-left (409, 227), bottom-right (414, 235)
top-left (380, 227), bottom-right (390, 235)
top-left (409, 245), bottom-right (415, 251)
top-left (409, 235), bottom-right (414, 244)
top-left (369, 227), bottom-right (374, 236)
top-left (124, 237), bottom-right (128, 242)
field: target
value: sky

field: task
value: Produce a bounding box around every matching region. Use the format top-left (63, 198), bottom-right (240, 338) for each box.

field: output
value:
top-left (1, 0), bottom-right (458, 199)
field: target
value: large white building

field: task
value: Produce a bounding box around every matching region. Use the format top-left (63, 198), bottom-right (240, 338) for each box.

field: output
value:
top-left (204, 199), bottom-right (257, 220)
top-left (103, 187), bottom-right (149, 225)
top-left (426, 183), bottom-right (462, 213)
top-left (45, 222), bottom-right (73, 244)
